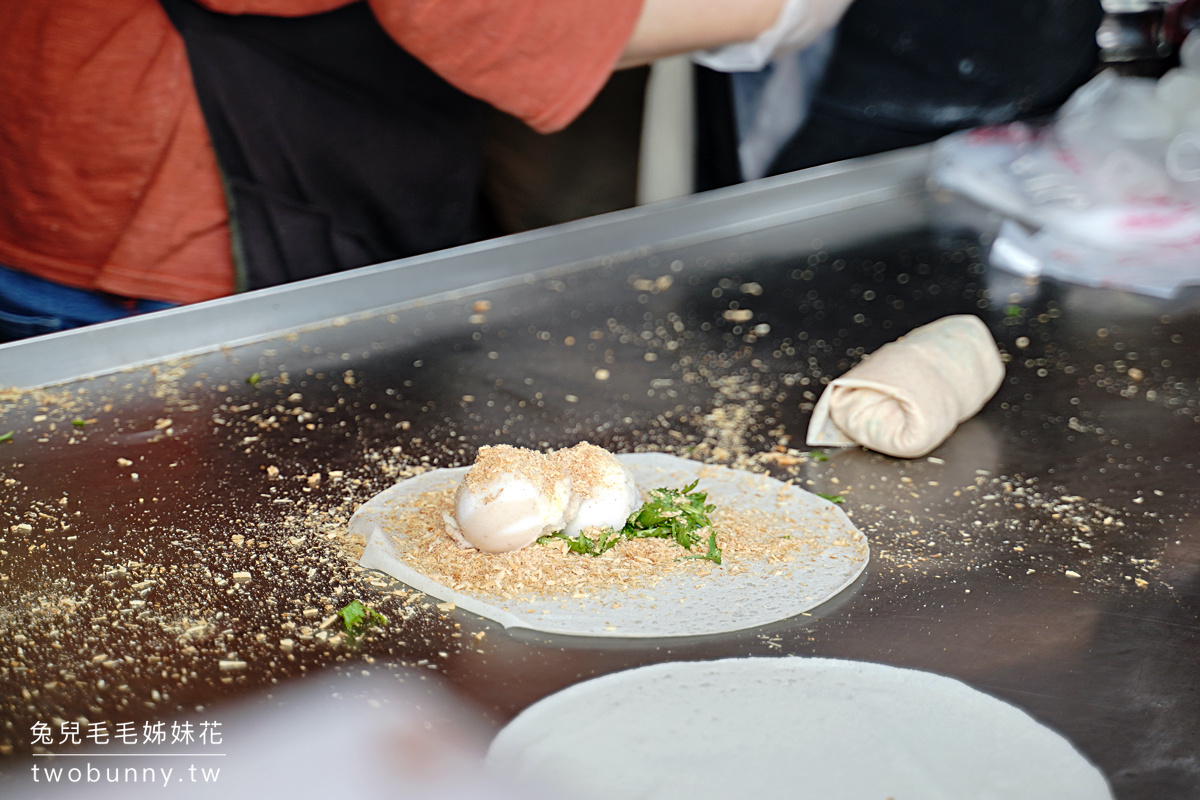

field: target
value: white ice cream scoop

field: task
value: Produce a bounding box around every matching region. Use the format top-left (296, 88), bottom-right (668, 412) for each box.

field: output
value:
top-left (551, 442), bottom-right (640, 538)
top-left (444, 445), bottom-right (576, 553)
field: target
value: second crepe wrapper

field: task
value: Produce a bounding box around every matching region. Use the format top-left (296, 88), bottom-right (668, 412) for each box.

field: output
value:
top-left (805, 315), bottom-right (1005, 459)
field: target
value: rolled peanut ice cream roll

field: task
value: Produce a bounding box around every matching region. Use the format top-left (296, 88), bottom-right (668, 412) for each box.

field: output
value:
top-left (805, 315), bottom-right (1005, 458)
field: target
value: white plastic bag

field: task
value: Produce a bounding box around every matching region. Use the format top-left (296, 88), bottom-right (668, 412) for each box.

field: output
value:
top-left (692, 0), bottom-right (853, 73)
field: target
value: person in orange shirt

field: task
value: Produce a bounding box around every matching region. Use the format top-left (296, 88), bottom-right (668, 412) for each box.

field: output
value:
top-left (0, 0), bottom-right (847, 341)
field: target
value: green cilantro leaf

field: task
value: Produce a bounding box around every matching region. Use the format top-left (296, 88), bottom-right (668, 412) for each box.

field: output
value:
top-left (338, 599), bottom-right (386, 644)
top-left (0, 431), bottom-right (13, 443)
top-left (539, 480), bottom-right (722, 564)
top-left (246, 373), bottom-right (261, 386)
top-left (682, 529), bottom-right (723, 565)
top-left (816, 492), bottom-right (845, 504)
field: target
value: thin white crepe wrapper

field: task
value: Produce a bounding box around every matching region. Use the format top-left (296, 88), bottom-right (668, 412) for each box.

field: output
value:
top-left (487, 658), bottom-right (1113, 800)
top-left (354, 453), bottom-right (868, 638)
top-left (806, 315), bottom-right (1005, 458)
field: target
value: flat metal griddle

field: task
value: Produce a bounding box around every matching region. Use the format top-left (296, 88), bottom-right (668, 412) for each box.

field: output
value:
top-left (0, 148), bottom-right (1197, 798)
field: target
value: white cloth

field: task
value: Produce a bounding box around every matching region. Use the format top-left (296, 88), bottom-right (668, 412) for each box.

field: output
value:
top-left (692, 0), bottom-right (855, 73)
top-left (806, 315), bottom-right (1005, 459)
top-left (731, 32), bottom-right (836, 180)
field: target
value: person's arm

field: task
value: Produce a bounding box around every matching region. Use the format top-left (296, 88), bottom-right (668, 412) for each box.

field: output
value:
top-left (627, 0), bottom-right (857, 73)
top-left (617, 0), bottom-right (785, 68)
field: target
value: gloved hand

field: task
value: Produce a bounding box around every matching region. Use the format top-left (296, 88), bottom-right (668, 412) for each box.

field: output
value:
top-left (692, 0), bottom-right (855, 72)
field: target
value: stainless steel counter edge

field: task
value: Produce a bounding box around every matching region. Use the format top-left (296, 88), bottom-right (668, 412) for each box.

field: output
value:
top-left (0, 147), bottom-right (932, 390)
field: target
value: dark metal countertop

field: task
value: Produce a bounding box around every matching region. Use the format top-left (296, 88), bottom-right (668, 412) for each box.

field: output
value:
top-left (0, 147), bottom-right (1197, 798)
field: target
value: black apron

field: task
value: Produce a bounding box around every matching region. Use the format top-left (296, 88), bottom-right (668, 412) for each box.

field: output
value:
top-left (695, 0), bottom-right (1104, 188)
top-left (158, 0), bottom-right (488, 290)
top-left (767, 0), bottom-right (1104, 174)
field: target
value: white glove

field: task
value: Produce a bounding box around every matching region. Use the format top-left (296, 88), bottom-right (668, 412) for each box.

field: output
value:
top-left (692, 0), bottom-right (855, 73)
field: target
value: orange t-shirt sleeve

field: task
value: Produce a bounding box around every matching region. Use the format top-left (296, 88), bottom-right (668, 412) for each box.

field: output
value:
top-left (369, 0), bottom-right (646, 133)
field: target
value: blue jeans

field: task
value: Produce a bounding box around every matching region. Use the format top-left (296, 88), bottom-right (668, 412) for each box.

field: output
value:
top-left (0, 265), bottom-right (176, 342)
